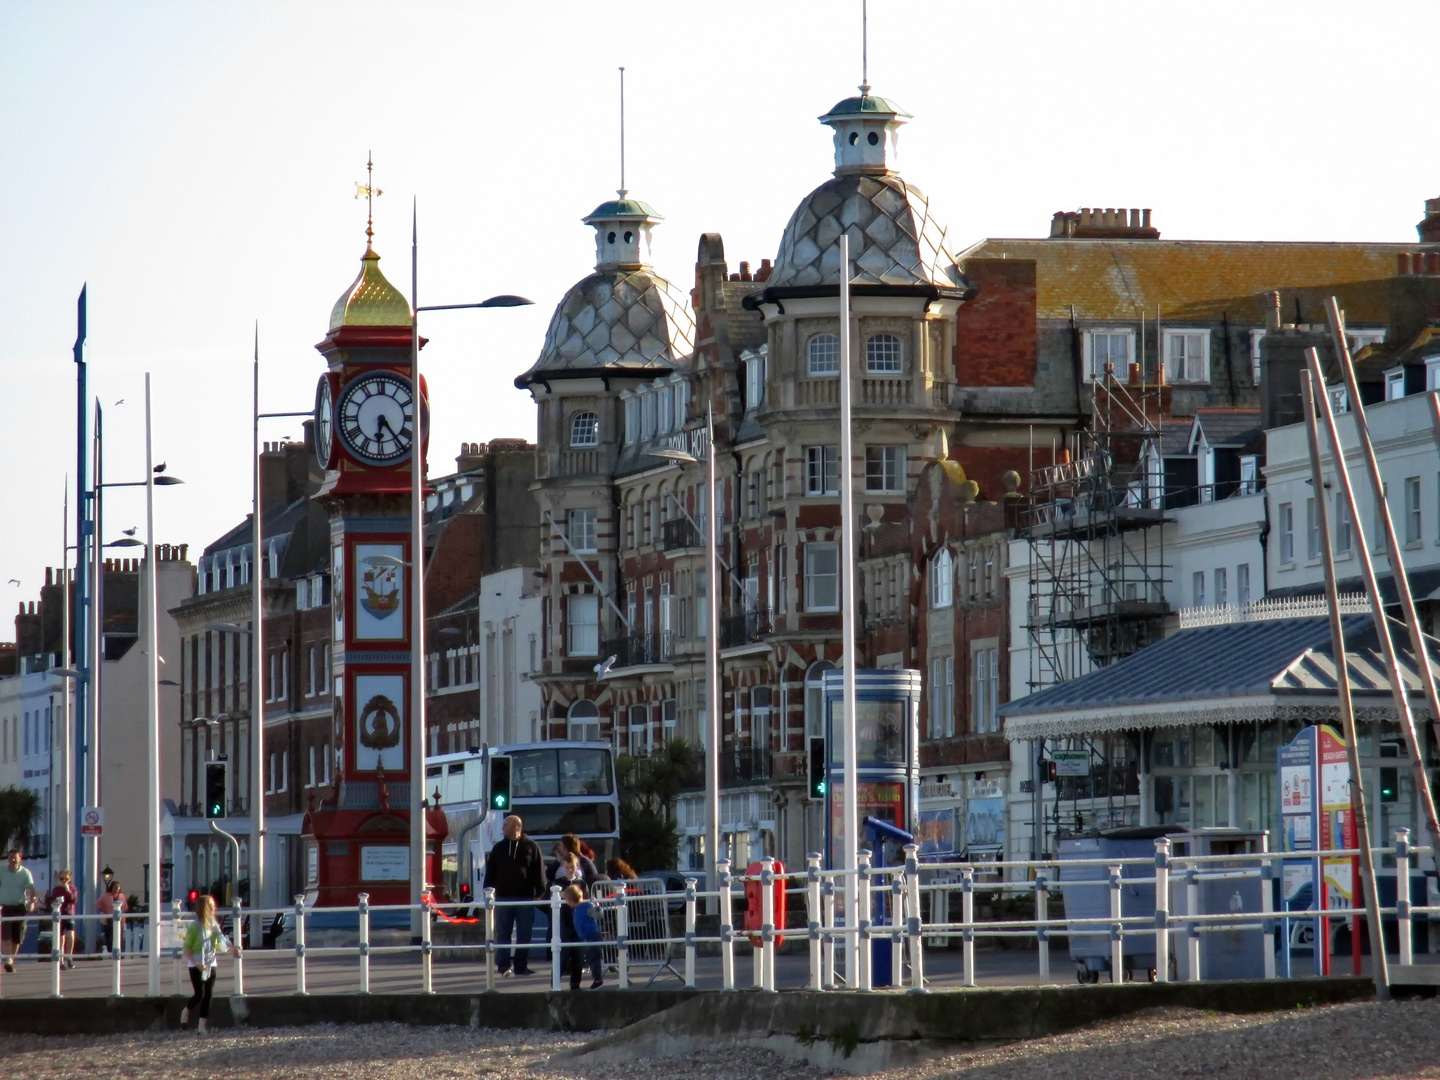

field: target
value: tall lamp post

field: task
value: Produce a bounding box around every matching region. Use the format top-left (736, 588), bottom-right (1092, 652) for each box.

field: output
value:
top-left (408, 203), bottom-right (531, 933)
top-left (648, 404), bottom-right (721, 912)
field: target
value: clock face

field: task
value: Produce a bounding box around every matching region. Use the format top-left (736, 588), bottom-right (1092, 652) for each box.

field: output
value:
top-left (314, 376), bottom-right (334, 469)
top-left (336, 372), bottom-right (415, 466)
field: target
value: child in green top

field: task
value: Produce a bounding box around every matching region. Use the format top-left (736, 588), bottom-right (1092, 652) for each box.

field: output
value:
top-left (181, 895), bottom-right (240, 1032)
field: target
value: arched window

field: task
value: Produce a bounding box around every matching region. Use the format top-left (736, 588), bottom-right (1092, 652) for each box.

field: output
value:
top-left (184, 847), bottom-right (194, 889)
top-left (804, 660), bottom-right (836, 739)
top-left (570, 412), bottom-right (599, 447)
top-left (568, 699), bottom-right (601, 742)
top-left (865, 333), bottom-right (903, 374)
top-left (195, 846), bottom-right (206, 891)
top-left (210, 843), bottom-right (222, 892)
top-left (930, 549), bottom-right (954, 609)
top-left (808, 334), bottom-right (839, 376)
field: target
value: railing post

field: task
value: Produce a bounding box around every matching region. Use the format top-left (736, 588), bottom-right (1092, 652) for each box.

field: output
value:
top-left (172, 899), bottom-right (184, 995)
top-left (961, 866), bottom-right (976, 987)
top-left (357, 893), bottom-right (371, 995)
top-left (1185, 864), bottom-right (1201, 981)
top-left (550, 885), bottom-right (563, 993)
top-left (857, 849), bottom-right (873, 992)
top-left (293, 894), bottom-right (308, 995)
top-left (760, 857), bottom-right (777, 993)
top-left (1259, 839), bottom-right (1276, 980)
top-left (111, 905), bottom-right (123, 997)
top-left (231, 898), bottom-right (245, 996)
top-left (483, 888), bottom-right (496, 992)
top-left (718, 858), bottom-right (735, 991)
top-left (903, 844), bottom-right (925, 994)
top-left (806, 853), bottom-right (822, 991)
top-left (821, 874), bottom-right (837, 989)
top-left (1154, 839), bottom-right (1171, 983)
top-left (50, 898), bottom-right (62, 998)
top-left (420, 894), bottom-right (433, 994)
top-left (683, 876), bottom-right (697, 989)
top-left (1036, 869), bottom-right (1051, 984)
top-left (615, 884), bottom-right (630, 990)
top-left (890, 873), bottom-right (904, 988)
top-left (1108, 864), bottom-right (1124, 983)
top-left (1396, 828), bottom-right (1414, 967)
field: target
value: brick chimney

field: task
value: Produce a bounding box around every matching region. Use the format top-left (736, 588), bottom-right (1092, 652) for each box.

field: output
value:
top-left (1419, 197), bottom-right (1440, 244)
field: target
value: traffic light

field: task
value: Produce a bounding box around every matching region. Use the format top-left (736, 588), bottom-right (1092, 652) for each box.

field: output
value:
top-left (488, 754), bottom-right (512, 812)
top-left (1381, 767), bottom-right (1399, 803)
top-left (204, 761), bottom-right (228, 819)
top-left (1045, 760), bottom-right (1058, 783)
top-left (808, 736), bottom-right (827, 799)
top-left (186, 889), bottom-right (199, 911)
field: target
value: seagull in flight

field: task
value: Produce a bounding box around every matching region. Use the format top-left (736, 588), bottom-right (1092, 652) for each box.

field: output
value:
top-left (593, 655), bottom-right (617, 678)
top-left (114, 399), bottom-right (124, 406)
top-left (6, 579), bottom-right (18, 586)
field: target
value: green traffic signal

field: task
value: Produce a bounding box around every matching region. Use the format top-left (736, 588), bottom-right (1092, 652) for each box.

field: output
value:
top-left (488, 754), bottom-right (512, 814)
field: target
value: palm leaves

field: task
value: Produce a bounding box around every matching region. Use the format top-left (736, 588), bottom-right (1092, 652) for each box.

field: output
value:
top-left (0, 787), bottom-right (41, 854)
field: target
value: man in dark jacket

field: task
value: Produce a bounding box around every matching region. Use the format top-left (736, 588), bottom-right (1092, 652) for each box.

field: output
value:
top-left (482, 814), bottom-right (545, 976)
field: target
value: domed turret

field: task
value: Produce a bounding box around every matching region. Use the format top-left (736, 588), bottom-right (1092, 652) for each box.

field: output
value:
top-left (329, 245), bottom-right (412, 330)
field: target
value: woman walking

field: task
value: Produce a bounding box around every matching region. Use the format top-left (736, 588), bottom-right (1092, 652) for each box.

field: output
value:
top-left (45, 870), bottom-right (77, 970)
top-left (181, 895), bottom-right (240, 1032)
top-left (95, 880), bottom-right (128, 956)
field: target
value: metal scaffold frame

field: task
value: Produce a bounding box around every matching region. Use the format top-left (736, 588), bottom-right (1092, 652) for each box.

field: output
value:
top-left (1024, 371), bottom-right (1171, 692)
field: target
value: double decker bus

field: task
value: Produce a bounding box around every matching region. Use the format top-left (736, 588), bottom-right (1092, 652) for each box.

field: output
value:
top-left (426, 741), bottom-right (619, 899)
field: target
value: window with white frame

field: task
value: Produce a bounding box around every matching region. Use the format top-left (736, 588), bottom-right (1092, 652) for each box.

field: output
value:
top-left (567, 508), bottom-right (598, 553)
top-left (744, 351), bottom-right (766, 411)
top-left (1406, 476), bottom-right (1422, 545)
top-left (984, 548), bottom-right (997, 597)
top-left (1215, 567), bottom-right (1228, 607)
top-left (568, 699), bottom-right (601, 742)
top-left (804, 661), bottom-right (835, 739)
top-left (1279, 502), bottom-right (1295, 562)
top-left (566, 594), bottom-right (599, 657)
top-left (804, 445), bottom-right (839, 495)
top-left (1239, 455), bottom-right (1259, 495)
top-left (930, 655), bottom-right (954, 738)
top-left (624, 397), bottom-right (639, 445)
top-left (776, 545), bottom-right (787, 615)
top-left (1193, 571), bottom-right (1205, 607)
top-left (930, 549), bottom-right (953, 609)
top-left (657, 385), bottom-right (673, 432)
top-left (1164, 330), bottom-right (1209, 383)
top-left (1427, 357), bottom-right (1440, 392)
top-left (628, 704), bottom-right (649, 757)
top-left (1084, 330), bottom-right (1133, 382)
top-left (1306, 497), bottom-right (1320, 560)
top-left (865, 445), bottom-right (905, 492)
top-left (971, 642), bottom-right (999, 734)
top-left (662, 698), bottom-right (677, 743)
top-left (751, 687), bottom-right (772, 751)
top-left (641, 393), bottom-right (656, 440)
top-left (865, 333), bottom-right (903, 374)
top-left (1237, 562), bottom-right (1251, 604)
top-left (570, 411), bottom-right (598, 447)
top-left (808, 334), bottom-right (839, 376)
top-left (1386, 369), bottom-right (1406, 401)
top-left (804, 542), bottom-right (840, 611)
top-left (1336, 497), bottom-right (1353, 553)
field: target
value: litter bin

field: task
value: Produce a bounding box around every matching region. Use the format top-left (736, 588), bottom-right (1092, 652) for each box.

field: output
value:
top-left (1059, 825), bottom-right (1184, 983)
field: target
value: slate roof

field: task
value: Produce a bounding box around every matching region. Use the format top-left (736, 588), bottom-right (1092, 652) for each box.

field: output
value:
top-left (1000, 614), bottom-right (1437, 739)
top-left (958, 239), bottom-right (1411, 323)
top-left (767, 173), bottom-right (964, 291)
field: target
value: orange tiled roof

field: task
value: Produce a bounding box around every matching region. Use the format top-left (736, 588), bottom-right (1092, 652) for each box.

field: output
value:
top-left (960, 238), bottom-right (1410, 324)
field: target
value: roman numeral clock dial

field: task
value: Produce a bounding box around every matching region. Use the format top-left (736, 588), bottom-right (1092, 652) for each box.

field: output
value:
top-left (336, 372), bottom-right (416, 465)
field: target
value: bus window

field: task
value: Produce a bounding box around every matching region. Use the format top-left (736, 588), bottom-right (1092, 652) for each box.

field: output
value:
top-left (445, 762), bottom-right (465, 806)
top-left (559, 749), bottom-right (613, 796)
top-left (462, 759), bottom-right (481, 803)
top-left (512, 749), bottom-right (560, 798)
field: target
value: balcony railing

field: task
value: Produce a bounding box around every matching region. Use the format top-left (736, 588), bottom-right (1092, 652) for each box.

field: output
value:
top-left (661, 517), bottom-right (700, 551)
top-left (721, 746), bottom-right (772, 784)
top-left (600, 630), bottom-right (675, 669)
top-left (720, 607), bottom-right (771, 649)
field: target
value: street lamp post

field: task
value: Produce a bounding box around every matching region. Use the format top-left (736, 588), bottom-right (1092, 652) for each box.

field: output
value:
top-left (409, 202), bottom-right (532, 934)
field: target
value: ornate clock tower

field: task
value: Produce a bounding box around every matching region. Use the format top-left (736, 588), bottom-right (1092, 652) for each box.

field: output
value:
top-left (302, 204), bottom-right (445, 907)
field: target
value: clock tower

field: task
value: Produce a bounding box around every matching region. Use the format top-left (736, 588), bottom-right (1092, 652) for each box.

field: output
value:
top-left (302, 217), bottom-right (445, 907)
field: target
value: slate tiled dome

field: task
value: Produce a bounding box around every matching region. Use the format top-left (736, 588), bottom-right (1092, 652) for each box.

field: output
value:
top-left (768, 173), bottom-right (963, 290)
top-left (525, 269), bottom-right (695, 376)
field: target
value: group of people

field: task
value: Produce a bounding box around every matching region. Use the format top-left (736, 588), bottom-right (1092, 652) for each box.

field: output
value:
top-left (481, 814), bottom-right (638, 990)
top-left (0, 848), bottom-right (129, 972)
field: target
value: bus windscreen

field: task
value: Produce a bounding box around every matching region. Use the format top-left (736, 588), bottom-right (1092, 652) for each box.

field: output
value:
top-left (511, 802), bottom-right (616, 836)
top-left (511, 748), bottom-right (613, 798)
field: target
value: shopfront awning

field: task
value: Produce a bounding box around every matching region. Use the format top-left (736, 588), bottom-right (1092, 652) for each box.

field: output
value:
top-left (1001, 614), bottom-right (1437, 741)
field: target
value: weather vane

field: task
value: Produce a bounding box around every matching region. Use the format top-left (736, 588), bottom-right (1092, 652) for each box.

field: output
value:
top-left (355, 152), bottom-right (383, 246)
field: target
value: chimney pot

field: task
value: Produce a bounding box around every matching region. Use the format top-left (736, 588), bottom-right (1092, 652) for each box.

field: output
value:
top-left (1129, 361), bottom-right (1140, 384)
top-left (1265, 291), bottom-right (1282, 334)
top-left (1399, 252), bottom-right (1412, 276)
top-left (739, 261), bottom-right (751, 281)
top-left (1428, 252), bottom-right (1440, 276)
top-left (1142, 209), bottom-right (1152, 228)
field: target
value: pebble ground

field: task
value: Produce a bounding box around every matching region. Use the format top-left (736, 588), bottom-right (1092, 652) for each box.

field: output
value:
top-left (2, 998), bottom-right (1438, 1079)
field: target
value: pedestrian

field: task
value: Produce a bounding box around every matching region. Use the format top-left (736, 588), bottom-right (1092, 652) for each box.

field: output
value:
top-left (0, 849), bottom-right (36, 973)
top-left (482, 814), bottom-right (544, 977)
top-left (96, 880), bottom-right (128, 955)
top-left (605, 857), bottom-right (639, 881)
top-left (46, 869), bottom-right (77, 970)
top-left (558, 833), bottom-right (599, 880)
top-left (181, 894), bottom-right (240, 1032)
top-left (563, 884), bottom-right (604, 990)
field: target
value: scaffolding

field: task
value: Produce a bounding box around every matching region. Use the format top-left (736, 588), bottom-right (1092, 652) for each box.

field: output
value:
top-left (1024, 371), bottom-right (1171, 692)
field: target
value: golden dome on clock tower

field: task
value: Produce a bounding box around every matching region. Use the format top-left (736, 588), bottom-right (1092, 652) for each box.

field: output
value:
top-left (328, 243), bottom-right (413, 330)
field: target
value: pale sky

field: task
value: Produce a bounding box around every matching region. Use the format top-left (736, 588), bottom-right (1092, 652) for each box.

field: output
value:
top-left (2, 0), bottom-right (1436, 625)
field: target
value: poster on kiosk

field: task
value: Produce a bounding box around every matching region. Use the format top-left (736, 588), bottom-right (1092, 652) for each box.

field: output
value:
top-left (821, 669), bottom-right (921, 871)
top-left (1279, 724), bottom-right (1357, 973)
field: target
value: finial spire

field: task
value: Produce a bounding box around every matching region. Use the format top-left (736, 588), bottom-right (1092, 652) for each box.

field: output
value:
top-left (859, 0), bottom-right (870, 95)
top-left (355, 152), bottom-right (384, 249)
top-left (617, 66), bottom-right (627, 198)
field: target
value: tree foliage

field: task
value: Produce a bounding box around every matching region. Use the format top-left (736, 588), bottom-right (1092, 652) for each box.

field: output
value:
top-left (0, 786), bottom-right (41, 854)
top-left (616, 739), bottom-right (702, 872)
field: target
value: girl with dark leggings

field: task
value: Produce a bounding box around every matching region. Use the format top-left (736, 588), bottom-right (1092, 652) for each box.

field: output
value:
top-left (181, 895), bottom-right (240, 1032)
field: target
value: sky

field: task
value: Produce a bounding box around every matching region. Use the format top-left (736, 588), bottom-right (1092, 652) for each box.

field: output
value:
top-left (1, 0), bottom-right (1437, 625)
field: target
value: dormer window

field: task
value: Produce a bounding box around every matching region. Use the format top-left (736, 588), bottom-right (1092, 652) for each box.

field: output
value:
top-left (570, 412), bottom-right (599, 447)
top-left (865, 334), bottom-right (903, 374)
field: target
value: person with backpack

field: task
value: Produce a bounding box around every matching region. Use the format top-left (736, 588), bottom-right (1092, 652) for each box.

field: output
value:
top-left (563, 883), bottom-right (604, 990)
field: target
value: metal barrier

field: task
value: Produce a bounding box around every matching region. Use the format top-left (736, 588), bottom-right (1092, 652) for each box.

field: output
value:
top-left (0, 834), bottom-right (1435, 997)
